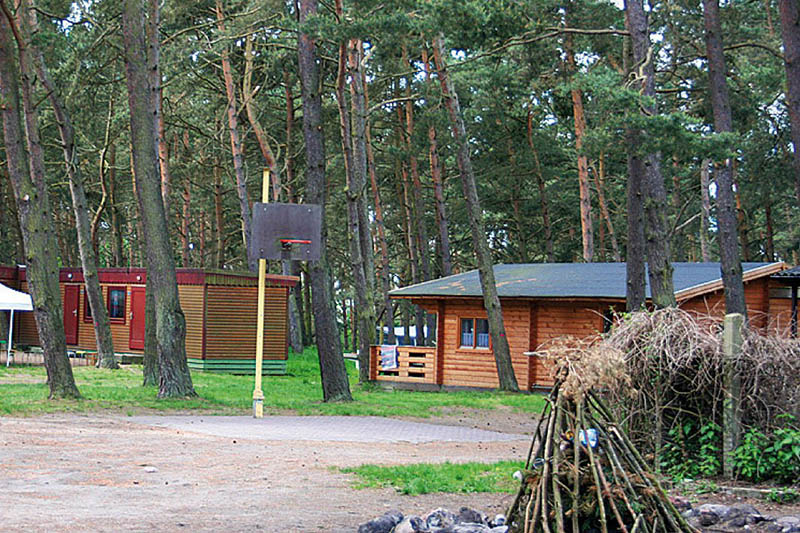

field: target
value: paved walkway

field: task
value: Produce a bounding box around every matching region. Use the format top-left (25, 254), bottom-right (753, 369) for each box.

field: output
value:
top-left (129, 415), bottom-right (528, 443)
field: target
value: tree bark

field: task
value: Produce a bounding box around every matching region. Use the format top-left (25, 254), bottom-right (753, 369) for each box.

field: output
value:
top-left (702, 0), bottom-right (747, 318)
top-left (283, 72), bottom-right (306, 351)
top-left (565, 2), bottom-right (594, 263)
top-left (298, 0), bottom-right (352, 401)
top-left (215, 0), bottom-right (255, 271)
top-left (402, 47), bottom-right (436, 344)
top-left (432, 35), bottom-right (519, 392)
top-left (423, 48), bottom-right (454, 276)
top-left (347, 37), bottom-right (377, 380)
top-left (780, 0), bottom-right (800, 208)
top-left (122, 0), bottom-right (196, 397)
top-left (0, 6), bottom-right (80, 398)
top-left (108, 142), bottom-right (124, 267)
top-left (527, 113), bottom-right (555, 262)
top-left (625, 0), bottom-right (676, 308)
top-left (213, 158), bottom-right (224, 268)
top-left (244, 34), bottom-right (280, 200)
top-left (765, 201), bottom-right (775, 261)
top-left (18, 0), bottom-right (117, 369)
top-left (700, 159), bottom-right (712, 261)
top-left (593, 154), bottom-right (621, 261)
top-left (363, 61), bottom-right (395, 343)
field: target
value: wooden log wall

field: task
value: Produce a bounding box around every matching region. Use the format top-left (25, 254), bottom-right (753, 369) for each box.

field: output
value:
top-left (438, 300), bottom-right (531, 389)
top-left (204, 286), bottom-right (288, 360)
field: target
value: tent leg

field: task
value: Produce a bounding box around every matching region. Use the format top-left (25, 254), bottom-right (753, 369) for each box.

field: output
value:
top-left (7, 310), bottom-right (14, 367)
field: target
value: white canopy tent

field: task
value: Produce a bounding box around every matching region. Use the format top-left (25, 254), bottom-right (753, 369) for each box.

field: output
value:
top-left (0, 282), bottom-right (33, 366)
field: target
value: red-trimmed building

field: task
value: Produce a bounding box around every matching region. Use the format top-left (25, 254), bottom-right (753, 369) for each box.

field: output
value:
top-left (6, 266), bottom-right (297, 374)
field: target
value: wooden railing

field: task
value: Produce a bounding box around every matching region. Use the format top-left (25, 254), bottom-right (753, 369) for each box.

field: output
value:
top-left (369, 345), bottom-right (436, 384)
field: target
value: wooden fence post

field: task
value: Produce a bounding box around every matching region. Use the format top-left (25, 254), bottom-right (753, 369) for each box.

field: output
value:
top-left (722, 312), bottom-right (743, 478)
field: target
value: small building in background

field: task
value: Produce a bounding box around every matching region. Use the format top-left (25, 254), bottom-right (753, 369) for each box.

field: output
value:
top-left (370, 262), bottom-right (791, 391)
top-left (5, 266), bottom-right (297, 375)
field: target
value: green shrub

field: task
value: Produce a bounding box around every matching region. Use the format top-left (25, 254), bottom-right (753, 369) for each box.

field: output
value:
top-left (662, 420), bottom-right (721, 480)
top-left (733, 416), bottom-right (800, 483)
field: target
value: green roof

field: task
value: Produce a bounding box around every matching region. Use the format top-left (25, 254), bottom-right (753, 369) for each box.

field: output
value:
top-left (390, 262), bottom-right (783, 300)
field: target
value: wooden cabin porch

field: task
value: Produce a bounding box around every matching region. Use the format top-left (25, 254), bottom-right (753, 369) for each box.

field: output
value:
top-left (368, 345), bottom-right (437, 385)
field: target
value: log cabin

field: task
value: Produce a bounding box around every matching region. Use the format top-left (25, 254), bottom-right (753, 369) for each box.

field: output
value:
top-left (369, 262), bottom-right (792, 391)
top-left (5, 266), bottom-right (297, 374)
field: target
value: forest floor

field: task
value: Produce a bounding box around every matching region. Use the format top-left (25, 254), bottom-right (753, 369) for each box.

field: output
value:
top-left (2, 409), bottom-right (798, 532)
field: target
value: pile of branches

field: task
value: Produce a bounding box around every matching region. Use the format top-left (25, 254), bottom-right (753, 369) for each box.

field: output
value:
top-left (545, 308), bottom-right (800, 466)
top-left (507, 360), bottom-right (697, 533)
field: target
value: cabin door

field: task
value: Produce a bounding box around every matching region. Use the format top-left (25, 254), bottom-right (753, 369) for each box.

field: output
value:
top-left (129, 287), bottom-right (146, 351)
top-left (63, 285), bottom-right (80, 345)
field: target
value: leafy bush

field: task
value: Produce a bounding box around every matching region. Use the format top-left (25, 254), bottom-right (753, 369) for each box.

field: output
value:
top-left (733, 417), bottom-right (800, 483)
top-left (662, 420), bottom-right (721, 480)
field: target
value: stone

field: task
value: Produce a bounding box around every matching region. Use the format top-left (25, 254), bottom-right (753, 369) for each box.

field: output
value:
top-left (448, 524), bottom-right (491, 533)
top-left (490, 514), bottom-right (506, 527)
top-left (699, 511), bottom-right (722, 527)
top-left (358, 510), bottom-right (404, 533)
top-left (394, 516), bottom-right (429, 533)
top-left (426, 508), bottom-right (457, 529)
top-left (776, 516), bottom-right (800, 533)
top-left (697, 504), bottom-right (731, 520)
top-left (457, 507), bottom-right (488, 525)
top-left (489, 527), bottom-right (508, 533)
top-left (143, 466), bottom-right (158, 473)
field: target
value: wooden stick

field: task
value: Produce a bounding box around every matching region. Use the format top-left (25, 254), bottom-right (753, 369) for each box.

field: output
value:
top-left (551, 396), bottom-right (566, 533)
top-left (580, 408), bottom-right (608, 533)
top-left (571, 399), bottom-right (582, 533)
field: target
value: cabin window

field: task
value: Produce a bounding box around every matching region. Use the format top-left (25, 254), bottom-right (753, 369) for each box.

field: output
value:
top-left (107, 287), bottom-right (126, 323)
top-left (84, 291), bottom-right (93, 322)
top-left (460, 318), bottom-right (490, 349)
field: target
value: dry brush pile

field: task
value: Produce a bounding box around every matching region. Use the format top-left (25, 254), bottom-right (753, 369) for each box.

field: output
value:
top-left (598, 308), bottom-right (800, 464)
top-left (506, 351), bottom-right (697, 533)
top-left (506, 309), bottom-right (800, 532)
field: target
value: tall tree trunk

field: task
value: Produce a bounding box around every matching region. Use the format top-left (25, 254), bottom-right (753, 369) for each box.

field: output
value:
top-left (398, 152), bottom-right (426, 346)
top-left (215, 0), bottom-right (255, 271)
top-left (423, 48), bottom-right (454, 276)
top-left (91, 95), bottom-right (113, 258)
top-left (702, 0), bottom-right (747, 318)
top-left (402, 47), bottom-right (435, 344)
top-left (700, 159), bottom-right (712, 261)
top-left (213, 158), bottom-right (224, 268)
top-left (348, 38), bottom-right (377, 379)
top-left (780, 0), bottom-right (800, 208)
top-left (283, 71), bottom-right (306, 351)
top-left (298, 0), bottom-right (352, 401)
top-left (565, 3), bottom-right (594, 263)
top-left (19, 0), bottom-right (117, 369)
top-left (527, 114), bottom-right (555, 262)
top-left (333, 19), bottom-right (368, 378)
top-left (109, 143), bottom-right (124, 267)
top-left (244, 34), bottom-right (280, 200)
top-left (432, 35), bottom-right (519, 392)
top-left (363, 63), bottom-right (395, 343)
top-left (671, 162), bottom-right (686, 261)
top-left (593, 154), bottom-right (621, 261)
top-left (181, 173), bottom-right (191, 266)
top-left (625, 0), bottom-right (676, 308)
top-left (0, 6), bottom-right (80, 398)
top-left (765, 201), bottom-right (775, 261)
top-left (122, 0), bottom-right (195, 397)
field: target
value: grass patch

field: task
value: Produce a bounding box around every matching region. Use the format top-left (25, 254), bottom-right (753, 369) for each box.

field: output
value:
top-left (340, 460), bottom-right (525, 495)
top-left (0, 346), bottom-right (546, 417)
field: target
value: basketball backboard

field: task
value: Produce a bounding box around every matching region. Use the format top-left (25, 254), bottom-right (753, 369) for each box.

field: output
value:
top-left (251, 203), bottom-right (322, 261)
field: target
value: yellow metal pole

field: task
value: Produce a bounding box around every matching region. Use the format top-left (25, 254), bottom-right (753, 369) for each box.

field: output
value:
top-left (253, 168), bottom-right (270, 418)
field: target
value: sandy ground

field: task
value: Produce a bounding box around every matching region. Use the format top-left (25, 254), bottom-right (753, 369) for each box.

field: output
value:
top-left (0, 413), bottom-right (531, 532)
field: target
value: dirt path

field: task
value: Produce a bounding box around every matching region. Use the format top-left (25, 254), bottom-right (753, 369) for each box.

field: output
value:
top-left (0, 414), bottom-right (529, 532)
